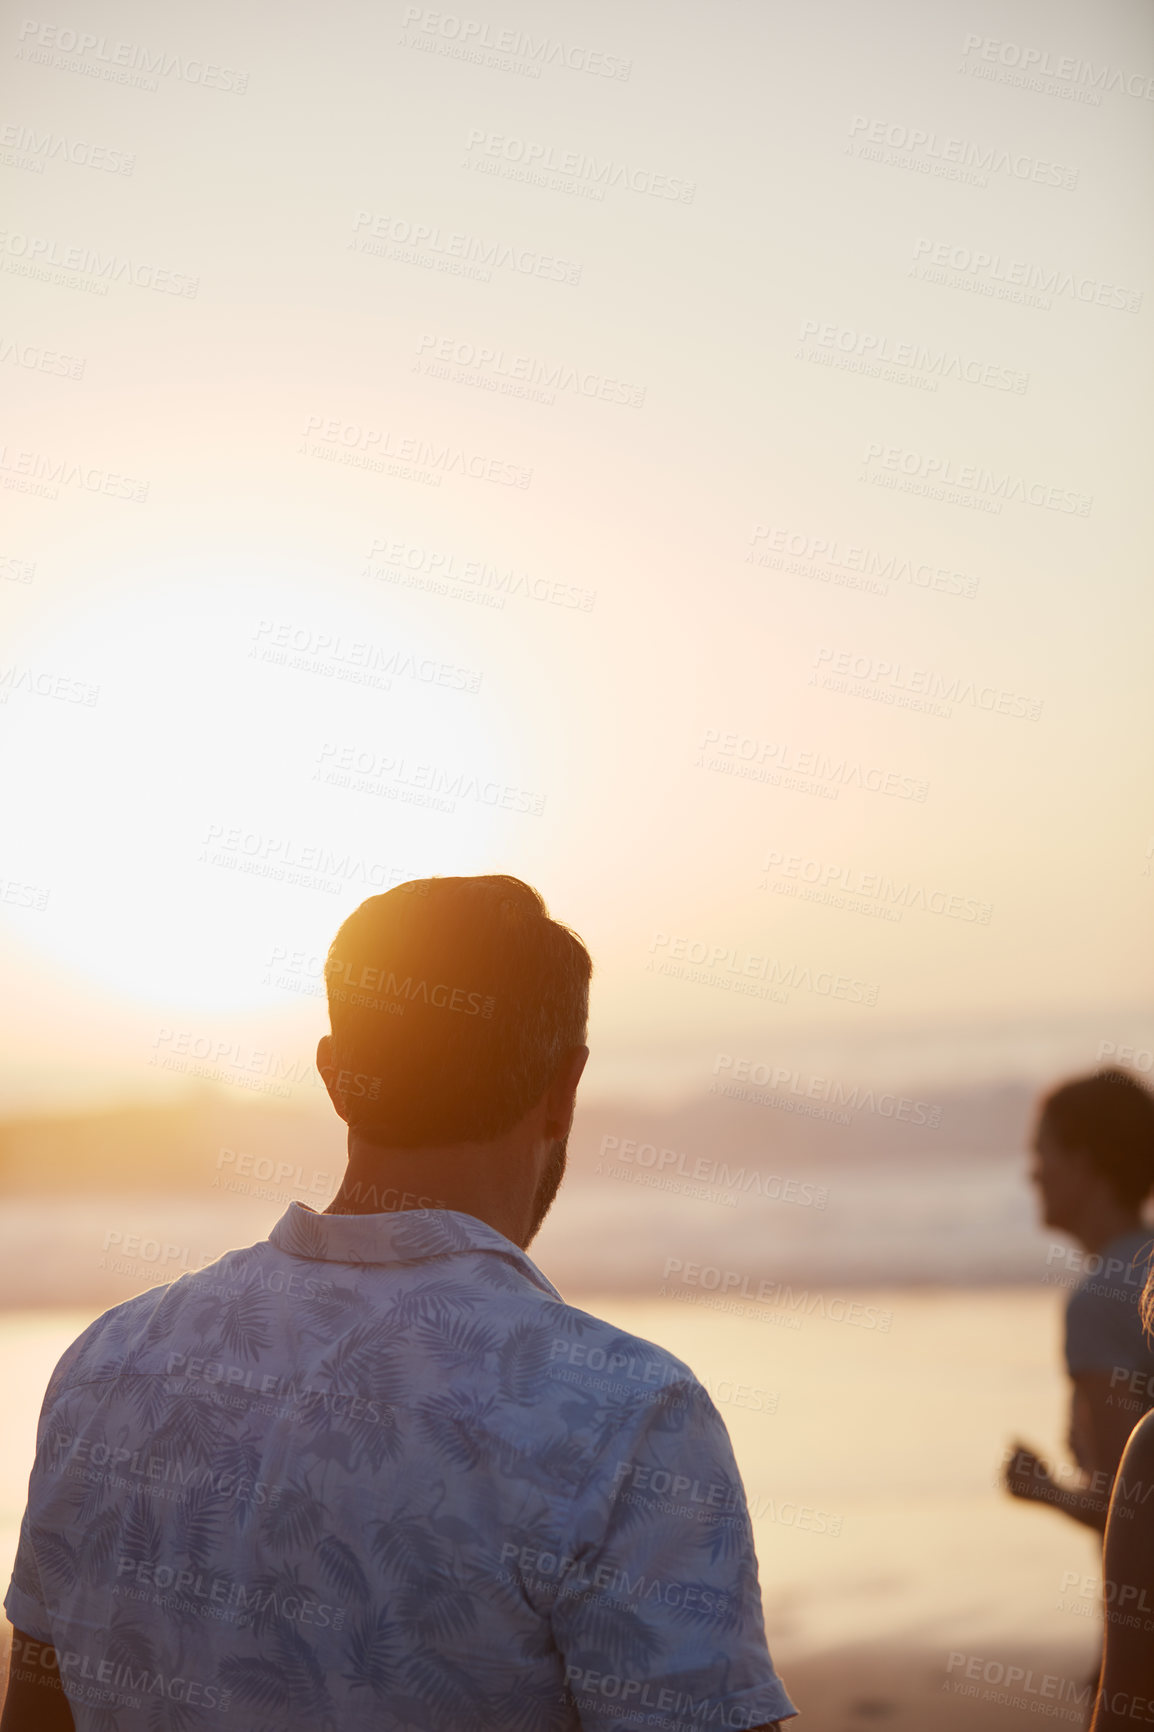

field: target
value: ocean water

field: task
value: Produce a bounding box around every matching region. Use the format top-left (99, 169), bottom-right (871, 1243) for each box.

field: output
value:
top-left (0, 1156), bottom-right (1059, 1313)
top-left (0, 1288), bottom-right (1102, 1674)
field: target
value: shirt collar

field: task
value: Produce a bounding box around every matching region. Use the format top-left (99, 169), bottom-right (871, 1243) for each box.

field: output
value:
top-left (267, 1200), bottom-right (563, 1300)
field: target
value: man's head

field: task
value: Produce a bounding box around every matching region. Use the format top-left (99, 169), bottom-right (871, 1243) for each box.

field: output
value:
top-left (316, 875), bottom-right (591, 1243)
top-left (1030, 1068), bottom-right (1154, 1235)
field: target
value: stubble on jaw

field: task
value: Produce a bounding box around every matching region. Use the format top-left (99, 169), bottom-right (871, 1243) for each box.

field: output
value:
top-left (525, 1138), bottom-right (567, 1247)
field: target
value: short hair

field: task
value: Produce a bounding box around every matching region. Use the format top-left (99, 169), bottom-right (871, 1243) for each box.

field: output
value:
top-left (322, 874), bottom-right (591, 1146)
top-left (1039, 1068), bottom-right (1154, 1210)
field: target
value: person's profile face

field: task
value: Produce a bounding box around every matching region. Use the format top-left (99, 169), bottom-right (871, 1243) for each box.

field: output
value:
top-left (1030, 1116), bottom-right (1090, 1232)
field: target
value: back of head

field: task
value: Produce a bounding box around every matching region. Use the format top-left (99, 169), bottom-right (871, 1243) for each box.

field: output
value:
top-left (323, 874), bottom-right (591, 1146)
top-left (1040, 1067), bottom-right (1154, 1210)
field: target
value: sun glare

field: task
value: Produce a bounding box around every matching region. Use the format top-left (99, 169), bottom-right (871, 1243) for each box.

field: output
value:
top-left (2, 565), bottom-right (517, 1011)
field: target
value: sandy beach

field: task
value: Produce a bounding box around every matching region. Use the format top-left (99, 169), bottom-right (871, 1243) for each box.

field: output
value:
top-left (772, 1641), bottom-right (1099, 1730)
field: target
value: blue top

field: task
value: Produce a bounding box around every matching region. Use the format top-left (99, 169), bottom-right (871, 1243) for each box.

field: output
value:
top-left (1065, 1228), bottom-right (1154, 1379)
top-left (7, 1202), bottom-right (797, 1731)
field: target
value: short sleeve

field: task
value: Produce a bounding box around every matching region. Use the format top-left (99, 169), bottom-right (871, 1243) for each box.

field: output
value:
top-left (3, 1318), bottom-right (107, 1645)
top-left (4, 1504), bottom-right (53, 1641)
top-left (549, 1379), bottom-right (797, 1731)
top-left (1066, 1275), bottom-right (1154, 1378)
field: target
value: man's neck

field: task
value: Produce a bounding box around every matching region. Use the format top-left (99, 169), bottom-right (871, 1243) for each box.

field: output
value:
top-left (323, 1129), bottom-right (532, 1247)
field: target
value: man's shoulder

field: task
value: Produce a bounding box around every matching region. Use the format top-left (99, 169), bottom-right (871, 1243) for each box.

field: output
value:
top-left (536, 1294), bottom-right (701, 1410)
top-left (1067, 1256), bottom-right (1149, 1320)
top-left (45, 1281), bottom-right (178, 1401)
top-left (47, 1241), bottom-right (270, 1397)
top-left (1064, 1238), bottom-right (1154, 1376)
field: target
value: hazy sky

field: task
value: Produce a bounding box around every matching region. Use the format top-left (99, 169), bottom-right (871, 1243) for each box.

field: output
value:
top-left (1, 0), bottom-right (1152, 1113)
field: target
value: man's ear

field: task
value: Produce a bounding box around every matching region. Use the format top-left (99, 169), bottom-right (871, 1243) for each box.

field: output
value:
top-left (543, 1045), bottom-right (589, 1134)
top-left (316, 1035), bottom-right (348, 1122)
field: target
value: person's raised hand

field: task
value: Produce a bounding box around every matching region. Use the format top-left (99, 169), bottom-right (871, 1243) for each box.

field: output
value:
top-left (1003, 1439), bottom-right (1054, 1501)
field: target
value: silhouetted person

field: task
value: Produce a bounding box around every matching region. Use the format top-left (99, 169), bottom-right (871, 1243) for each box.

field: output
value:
top-left (2, 875), bottom-right (796, 1731)
top-left (1004, 1068), bottom-right (1154, 1533)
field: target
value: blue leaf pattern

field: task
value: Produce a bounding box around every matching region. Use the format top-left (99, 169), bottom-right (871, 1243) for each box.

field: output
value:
top-left (6, 1201), bottom-right (796, 1730)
